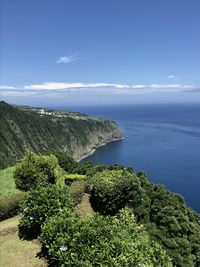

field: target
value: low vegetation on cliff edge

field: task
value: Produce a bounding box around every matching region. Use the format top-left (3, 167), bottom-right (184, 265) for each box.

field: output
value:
top-left (1, 151), bottom-right (199, 266)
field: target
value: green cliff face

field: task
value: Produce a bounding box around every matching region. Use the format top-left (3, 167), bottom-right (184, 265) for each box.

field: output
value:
top-left (0, 101), bottom-right (123, 169)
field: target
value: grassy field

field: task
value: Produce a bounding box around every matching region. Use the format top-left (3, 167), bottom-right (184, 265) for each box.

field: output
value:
top-left (0, 167), bottom-right (20, 198)
top-left (0, 216), bottom-right (47, 267)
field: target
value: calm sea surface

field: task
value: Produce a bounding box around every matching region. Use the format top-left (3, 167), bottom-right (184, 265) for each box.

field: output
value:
top-left (64, 103), bottom-right (200, 212)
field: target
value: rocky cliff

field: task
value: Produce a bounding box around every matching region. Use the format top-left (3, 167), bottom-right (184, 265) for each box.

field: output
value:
top-left (0, 101), bottom-right (123, 169)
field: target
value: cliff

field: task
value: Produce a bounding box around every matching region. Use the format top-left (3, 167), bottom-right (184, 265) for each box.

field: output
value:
top-left (0, 101), bottom-right (123, 169)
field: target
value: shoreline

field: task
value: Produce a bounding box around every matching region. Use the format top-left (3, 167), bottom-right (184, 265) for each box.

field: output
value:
top-left (77, 137), bottom-right (125, 162)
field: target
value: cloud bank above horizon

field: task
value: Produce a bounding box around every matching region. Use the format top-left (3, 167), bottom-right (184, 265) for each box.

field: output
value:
top-left (1, 81), bottom-right (199, 106)
top-left (0, 82), bottom-right (197, 91)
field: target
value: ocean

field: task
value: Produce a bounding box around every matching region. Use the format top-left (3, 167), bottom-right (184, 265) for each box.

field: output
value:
top-left (66, 103), bottom-right (200, 212)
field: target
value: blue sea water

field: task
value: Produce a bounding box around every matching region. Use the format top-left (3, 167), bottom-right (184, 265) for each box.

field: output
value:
top-left (68, 103), bottom-right (200, 212)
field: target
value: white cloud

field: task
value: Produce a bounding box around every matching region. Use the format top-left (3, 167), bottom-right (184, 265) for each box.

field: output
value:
top-left (130, 84), bottom-right (146, 88)
top-left (24, 82), bottom-right (131, 90)
top-left (1, 82), bottom-right (196, 93)
top-left (0, 85), bottom-right (15, 89)
top-left (57, 53), bottom-right (79, 64)
top-left (24, 82), bottom-right (196, 91)
top-left (168, 75), bottom-right (175, 79)
top-left (150, 84), bottom-right (195, 89)
top-left (1, 82), bottom-right (198, 102)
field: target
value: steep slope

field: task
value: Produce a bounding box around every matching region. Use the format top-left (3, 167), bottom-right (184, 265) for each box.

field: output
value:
top-left (0, 101), bottom-right (123, 169)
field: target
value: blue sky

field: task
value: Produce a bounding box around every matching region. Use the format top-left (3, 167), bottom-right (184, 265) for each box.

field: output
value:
top-left (0, 0), bottom-right (200, 106)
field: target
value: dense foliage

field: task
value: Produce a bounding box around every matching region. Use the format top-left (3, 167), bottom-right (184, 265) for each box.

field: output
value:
top-left (53, 151), bottom-right (79, 173)
top-left (14, 151), bottom-right (62, 191)
top-left (18, 184), bottom-right (72, 239)
top-left (2, 149), bottom-right (200, 266)
top-left (40, 208), bottom-right (172, 267)
top-left (88, 169), bottom-right (141, 215)
top-left (54, 151), bottom-right (96, 175)
top-left (133, 174), bottom-right (200, 267)
top-left (0, 192), bottom-right (26, 220)
top-left (87, 167), bottom-right (200, 266)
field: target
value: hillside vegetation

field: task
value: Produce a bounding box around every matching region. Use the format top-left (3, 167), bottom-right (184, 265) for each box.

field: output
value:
top-left (1, 152), bottom-right (199, 266)
top-left (0, 101), bottom-right (123, 169)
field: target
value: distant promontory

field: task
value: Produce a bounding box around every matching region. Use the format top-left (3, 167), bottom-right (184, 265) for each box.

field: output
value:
top-left (0, 101), bottom-right (123, 169)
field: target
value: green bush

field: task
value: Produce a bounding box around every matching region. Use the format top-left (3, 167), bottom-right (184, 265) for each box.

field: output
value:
top-left (18, 184), bottom-right (72, 239)
top-left (64, 173), bottom-right (87, 185)
top-left (40, 208), bottom-right (172, 266)
top-left (130, 177), bottom-right (200, 267)
top-left (0, 192), bottom-right (26, 220)
top-left (53, 152), bottom-right (79, 173)
top-left (138, 185), bottom-right (200, 267)
top-left (14, 151), bottom-right (62, 191)
top-left (75, 161), bottom-right (94, 175)
top-left (88, 169), bottom-right (142, 215)
top-left (85, 163), bottom-right (107, 176)
top-left (69, 180), bottom-right (86, 205)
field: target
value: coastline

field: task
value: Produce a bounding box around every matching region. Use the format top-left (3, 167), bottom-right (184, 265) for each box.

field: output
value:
top-left (77, 137), bottom-right (125, 162)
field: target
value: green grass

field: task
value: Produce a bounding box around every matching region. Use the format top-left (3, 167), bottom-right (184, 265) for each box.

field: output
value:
top-left (0, 167), bottom-right (20, 198)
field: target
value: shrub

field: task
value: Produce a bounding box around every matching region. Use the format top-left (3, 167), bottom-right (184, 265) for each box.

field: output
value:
top-left (0, 192), bottom-right (26, 220)
top-left (88, 169), bottom-right (142, 215)
top-left (85, 163), bottom-right (107, 176)
top-left (40, 208), bottom-right (172, 266)
top-left (75, 161), bottom-right (94, 175)
top-left (53, 152), bottom-right (79, 173)
top-left (69, 180), bottom-right (86, 205)
top-left (135, 183), bottom-right (200, 267)
top-left (14, 151), bottom-right (62, 191)
top-left (18, 184), bottom-right (72, 239)
top-left (64, 173), bottom-right (87, 185)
